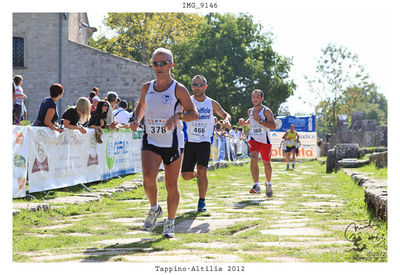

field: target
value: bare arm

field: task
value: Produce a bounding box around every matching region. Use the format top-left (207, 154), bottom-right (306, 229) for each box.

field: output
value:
top-left (238, 109), bottom-right (251, 127)
top-left (262, 108), bottom-right (277, 130)
top-left (64, 119), bottom-right (87, 134)
top-left (130, 83), bottom-right (150, 132)
top-left (164, 83), bottom-right (199, 130)
top-left (44, 108), bottom-right (63, 133)
top-left (212, 100), bottom-right (231, 121)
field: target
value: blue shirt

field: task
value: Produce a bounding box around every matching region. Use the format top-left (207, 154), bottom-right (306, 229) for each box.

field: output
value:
top-left (32, 97), bottom-right (59, 126)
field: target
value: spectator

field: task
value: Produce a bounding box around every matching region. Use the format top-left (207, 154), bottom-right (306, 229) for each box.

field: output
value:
top-left (62, 97), bottom-right (91, 134)
top-left (32, 83), bottom-right (64, 133)
top-left (13, 75), bottom-right (27, 125)
top-left (91, 87), bottom-right (100, 112)
top-left (88, 100), bottom-right (110, 143)
top-left (113, 97), bottom-right (121, 110)
top-left (215, 122), bottom-right (223, 137)
top-left (104, 91), bottom-right (119, 129)
top-left (88, 91), bottom-right (96, 112)
top-left (237, 127), bottom-right (246, 140)
top-left (229, 126), bottom-right (241, 139)
top-left (113, 99), bottom-right (131, 125)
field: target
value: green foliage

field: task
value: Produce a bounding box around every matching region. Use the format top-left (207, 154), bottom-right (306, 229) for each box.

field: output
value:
top-left (172, 13), bottom-right (295, 122)
top-left (89, 13), bottom-right (204, 64)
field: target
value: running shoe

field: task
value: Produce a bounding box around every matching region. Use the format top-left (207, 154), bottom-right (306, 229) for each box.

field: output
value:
top-left (249, 184), bottom-right (261, 194)
top-left (162, 219), bottom-right (175, 238)
top-left (266, 184), bottom-right (273, 198)
top-left (197, 199), bottom-right (207, 212)
top-left (143, 205), bottom-right (163, 231)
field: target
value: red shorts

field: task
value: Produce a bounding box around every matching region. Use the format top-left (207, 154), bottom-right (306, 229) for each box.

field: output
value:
top-left (248, 139), bottom-right (272, 161)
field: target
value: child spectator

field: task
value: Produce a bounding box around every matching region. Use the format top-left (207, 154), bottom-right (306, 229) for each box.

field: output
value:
top-left (13, 75), bottom-right (27, 125)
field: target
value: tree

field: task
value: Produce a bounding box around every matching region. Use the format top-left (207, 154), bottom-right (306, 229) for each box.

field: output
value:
top-left (172, 13), bottom-right (295, 123)
top-left (89, 13), bottom-right (204, 64)
top-left (306, 43), bottom-right (369, 134)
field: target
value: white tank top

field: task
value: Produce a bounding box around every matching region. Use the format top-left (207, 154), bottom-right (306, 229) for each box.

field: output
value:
top-left (143, 80), bottom-right (184, 148)
top-left (248, 106), bottom-right (271, 144)
top-left (184, 96), bottom-right (214, 143)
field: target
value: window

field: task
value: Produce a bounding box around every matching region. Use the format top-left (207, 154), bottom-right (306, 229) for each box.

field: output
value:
top-left (13, 37), bottom-right (24, 67)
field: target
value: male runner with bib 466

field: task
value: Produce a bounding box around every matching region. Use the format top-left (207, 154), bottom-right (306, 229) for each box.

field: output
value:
top-left (181, 75), bottom-right (231, 212)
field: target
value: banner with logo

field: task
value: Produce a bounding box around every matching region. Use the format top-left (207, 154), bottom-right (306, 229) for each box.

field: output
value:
top-left (27, 127), bottom-right (143, 193)
top-left (13, 126), bottom-right (29, 198)
top-left (99, 129), bottom-right (142, 179)
top-left (270, 115), bottom-right (318, 158)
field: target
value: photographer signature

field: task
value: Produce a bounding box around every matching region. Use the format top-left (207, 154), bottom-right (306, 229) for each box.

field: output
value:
top-left (344, 221), bottom-right (386, 252)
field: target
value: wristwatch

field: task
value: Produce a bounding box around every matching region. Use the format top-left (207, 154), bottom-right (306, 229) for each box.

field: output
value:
top-left (259, 119), bottom-right (264, 124)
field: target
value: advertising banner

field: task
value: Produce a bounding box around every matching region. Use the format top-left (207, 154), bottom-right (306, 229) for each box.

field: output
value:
top-left (274, 115), bottom-right (316, 132)
top-left (98, 129), bottom-right (141, 180)
top-left (269, 131), bottom-right (319, 158)
top-left (13, 126), bottom-right (29, 198)
top-left (270, 115), bottom-right (318, 158)
top-left (28, 127), bottom-right (102, 192)
top-left (27, 127), bottom-right (142, 193)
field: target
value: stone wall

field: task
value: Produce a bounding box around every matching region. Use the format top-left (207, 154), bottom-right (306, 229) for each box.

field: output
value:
top-left (63, 42), bottom-right (154, 109)
top-left (328, 112), bottom-right (387, 148)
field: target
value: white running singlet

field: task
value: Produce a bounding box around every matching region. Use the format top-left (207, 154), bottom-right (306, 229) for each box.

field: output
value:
top-left (247, 106), bottom-right (271, 144)
top-left (183, 96), bottom-right (214, 143)
top-left (143, 80), bottom-right (184, 148)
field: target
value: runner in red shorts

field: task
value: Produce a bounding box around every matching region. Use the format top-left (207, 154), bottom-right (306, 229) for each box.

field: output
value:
top-left (239, 89), bottom-right (277, 198)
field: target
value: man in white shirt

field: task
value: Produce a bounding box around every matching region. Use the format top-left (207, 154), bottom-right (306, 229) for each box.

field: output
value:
top-left (113, 100), bottom-right (131, 125)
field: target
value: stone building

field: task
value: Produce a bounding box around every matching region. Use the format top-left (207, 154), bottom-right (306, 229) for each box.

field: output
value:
top-left (13, 13), bottom-right (154, 121)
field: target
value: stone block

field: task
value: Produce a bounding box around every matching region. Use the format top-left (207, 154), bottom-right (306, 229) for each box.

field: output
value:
top-left (335, 143), bottom-right (359, 161)
top-left (369, 151), bottom-right (387, 168)
top-left (351, 112), bottom-right (364, 130)
top-left (337, 115), bottom-right (349, 129)
top-left (326, 149), bottom-right (336, 173)
top-left (376, 126), bottom-right (387, 146)
top-left (362, 120), bottom-right (377, 131)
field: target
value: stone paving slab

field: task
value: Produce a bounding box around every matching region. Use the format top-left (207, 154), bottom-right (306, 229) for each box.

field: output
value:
top-left (36, 223), bottom-right (73, 230)
top-left (257, 240), bottom-right (349, 247)
top-left (183, 242), bottom-right (240, 249)
top-left (93, 237), bottom-right (155, 246)
top-left (121, 252), bottom-right (241, 263)
top-left (260, 227), bottom-right (329, 236)
top-left (45, 196), bottom-right (101, 205)
top-left (175, 218), bottom-right (259, 234)
top-left (300, 201), bottom-right (344, 207)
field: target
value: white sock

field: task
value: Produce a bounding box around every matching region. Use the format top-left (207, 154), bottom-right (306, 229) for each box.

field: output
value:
top-left (265, 181), bottom-right (271, 186)
top-left (254, 182), bottom-right (259, 187)
top-left (151, 204), bottom-right (159, 211)
top-left (167, 218), bottom-right (175, 224)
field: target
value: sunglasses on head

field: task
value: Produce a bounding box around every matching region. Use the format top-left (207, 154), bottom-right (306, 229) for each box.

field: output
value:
top-left (152, 61), bottom-right (170, 67)
top-left (192, 83), bottom-right (206, 87)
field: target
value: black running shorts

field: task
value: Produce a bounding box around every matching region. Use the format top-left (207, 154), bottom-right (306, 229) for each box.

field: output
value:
top-left (181, 142), bottom-right (211, 172)
top-left (142, 142), bottom-right (183, 165)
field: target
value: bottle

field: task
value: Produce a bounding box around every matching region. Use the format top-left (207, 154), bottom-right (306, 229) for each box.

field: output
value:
top-left (308, 117), bottom-right (313, 131)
